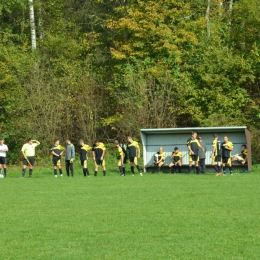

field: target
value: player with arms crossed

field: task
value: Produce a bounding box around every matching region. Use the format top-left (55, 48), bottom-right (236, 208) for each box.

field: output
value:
top-left (210, 134), bottom-right (222, 176)
top-left (169, 147), bottom-right (182, 174)
top-left (187, 131), bottom-right (204, 174)
top-left (221, 135), bottom-right (234, 175)
top-left (51, 139), bottom-right (65, 177)
top-left (21, 138), bottom-right (40, 178)
top-left (92, 140), bottom-right (106, 176)
top-left (0, 138), bottom-right (8, 177)
top-left (79, 139), bottom-right (92, 177)
top-left (127, 136), bottom-right (142, 176)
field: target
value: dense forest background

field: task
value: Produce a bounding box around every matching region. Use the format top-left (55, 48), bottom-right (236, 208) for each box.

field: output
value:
top-left (0, 0), bottom-right (259, 163)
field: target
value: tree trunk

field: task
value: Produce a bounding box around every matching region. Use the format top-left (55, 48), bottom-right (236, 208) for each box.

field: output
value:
top-left (205, 0), bottom-right (211, 38)
top-left (29, 0), bottom-right (37, 49)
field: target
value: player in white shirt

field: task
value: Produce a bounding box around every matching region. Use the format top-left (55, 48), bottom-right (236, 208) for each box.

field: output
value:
top-left (0, 138), bottom-right (8, 177)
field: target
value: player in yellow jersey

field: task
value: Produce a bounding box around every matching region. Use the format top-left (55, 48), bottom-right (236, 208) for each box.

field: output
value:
top-left (21, 138), bottom-right (40, 178)
top-left (127, 136), bottom-right (142, 176)
top-left (221, 135), bottom-right (234, 175)
top-left (210, 134), bottom-right (222, 176)
top-left (92, 140), bottom-right (106, 176)
top-left (79, 139), bottom-right (92, 176)
top-left (154, 147), bottom-right (165, 173)
top-left (169, 147), bottom-right (182, 173)
top-left (50, 139), bottom-right (65, 177)
top-left (114, 140), bottom-right (127, 176)
top-left (232, 145), bottom-right (248, 164)
top-left (187, 131), bottom-right (204, 174)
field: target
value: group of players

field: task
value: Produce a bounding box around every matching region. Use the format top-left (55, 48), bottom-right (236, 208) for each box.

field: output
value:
top-left (153, 131), bottom-right (248, 175)
top-left (0, 136), bottom-right (143, 178)
top-left (49, 136), bottom-right (143, 177)
top-left (0, 132), bottom-right (248, 178)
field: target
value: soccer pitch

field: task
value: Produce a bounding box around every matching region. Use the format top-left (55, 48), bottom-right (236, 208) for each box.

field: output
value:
top-left (1, 166), bottom-right (260, 260)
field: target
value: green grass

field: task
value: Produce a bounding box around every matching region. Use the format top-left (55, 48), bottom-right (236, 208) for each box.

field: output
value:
top-left (1, 162), bottom-right (260, 260)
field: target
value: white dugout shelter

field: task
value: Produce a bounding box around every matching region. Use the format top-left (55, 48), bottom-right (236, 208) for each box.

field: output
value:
top-left (140, 127), bottom-right (252, 172)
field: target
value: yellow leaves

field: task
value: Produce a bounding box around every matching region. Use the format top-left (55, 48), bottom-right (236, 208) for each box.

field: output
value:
top-left (175, 30), bottom-right (198, 44)
top-left (101, 114), bottom-right (123, 130)
top-left (110, 48), bottom-right (126, 59)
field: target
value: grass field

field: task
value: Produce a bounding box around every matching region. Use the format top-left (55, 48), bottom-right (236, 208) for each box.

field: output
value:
top-left (1, 162), bottom-right (260, 260)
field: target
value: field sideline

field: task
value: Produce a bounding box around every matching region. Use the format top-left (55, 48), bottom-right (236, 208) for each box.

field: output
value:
top-left (1, 164), bottom-right (260, 260)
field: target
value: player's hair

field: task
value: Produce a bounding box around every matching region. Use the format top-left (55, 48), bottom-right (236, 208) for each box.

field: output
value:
top-left (198, 136), bottom-right (202, 140)
top-left (223, 135), bottom-right (228, 138)
top-left (174, 147), bottom-right (178, 151)
top-left (191, 131), bottom-right (197, 135)
top-left (54, 139), bottom-right (59, 143)
top-left (94, 140), bottom-right (99, 144)
top-left (79, 139), bottom-right (84, 143)
top-left (0, 138), bottom-right (3, 141)
top-left (28, 138), bottom-right (32, 142)
top-left (114, 140), bottom-right (119, 145)
top-left (65, 138), bottom-right (71, 141)
top-left (242, 144), bottom-right (247, 148)
top-left (213, 133), bottom-right (218, 138)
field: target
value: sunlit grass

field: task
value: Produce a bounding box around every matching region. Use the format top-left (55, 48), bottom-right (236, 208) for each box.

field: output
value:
top-left (0, 163), bottom-right (260, 259)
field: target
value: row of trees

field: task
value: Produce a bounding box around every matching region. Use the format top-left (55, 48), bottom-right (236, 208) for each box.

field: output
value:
top-left (0, 0), bottom-right (260, 163)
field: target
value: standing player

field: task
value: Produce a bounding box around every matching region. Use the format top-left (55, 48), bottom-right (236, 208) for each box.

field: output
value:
top-left (221, 135), bottom-right (234, 175)
top-left (154, 147), bottom-right (165, 173)
top-left (169, 147), bottom-right (182, 173)
top-left (51, 139), bottom-right (65, 177)
top-left (187, 131), bottom-right (204, 174)
top-left (65, 138), bottom-right (75, 177)
top-left (92, 140), bottom-right (106, 176)
top-left (114, 140), bottom-right (126, 176)
top-left (210, 134), bottom-right (222, 176)
top-left (127, 136), bottom-right (142, 176)
top-left (21, 138), bottom-right (40, 178)
top-left (0, 138), bottom-right (8, 177)
top-left (198, 137), bottom-right (207, 173)
top-left (79, 139), bottom-right (92, 177)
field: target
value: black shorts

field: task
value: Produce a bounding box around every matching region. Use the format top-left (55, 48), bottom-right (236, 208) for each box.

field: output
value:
top-left (117, 156), bottom-right (127, 164)
top-left (222, 157), bottom-right (230, 164)
top-left (81, 160), bottom-right (86, 166)
top-left (0, 157), bottom-right (7, 165)
top-left (191, 155), bottom-right (199, 162)
top-left (215, 155), bottom-right (222, 163)
top-left (95, 158), bottom-right (103, 165)
top-left (53, 156), bottom-right (61, 166)
top-left (129, 156), bottom-right (137, 163)
top-left (23, 156), bottom-right (35, 166)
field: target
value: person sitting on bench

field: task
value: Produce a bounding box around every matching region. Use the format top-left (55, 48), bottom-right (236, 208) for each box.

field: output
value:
top-left (154, 147), bottom-right (165, 173)
top-left (232, 144), bottom-right (248, 164)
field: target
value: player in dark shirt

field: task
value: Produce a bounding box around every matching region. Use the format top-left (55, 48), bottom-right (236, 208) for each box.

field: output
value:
top-left (127, 136), bottom-right (142, 176)
top-left (92, 140), bottom-right (106, 176)
top-left (50, 139), bottom-right (65, 177)
top-left (187, 131), bottom-right (204, 174)
top-left (221, 135), bottom-right (234, 175)
top-left (169, 147), bottom-right (182, 173)
top-left (79, 139), bottom-right (92, 176)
